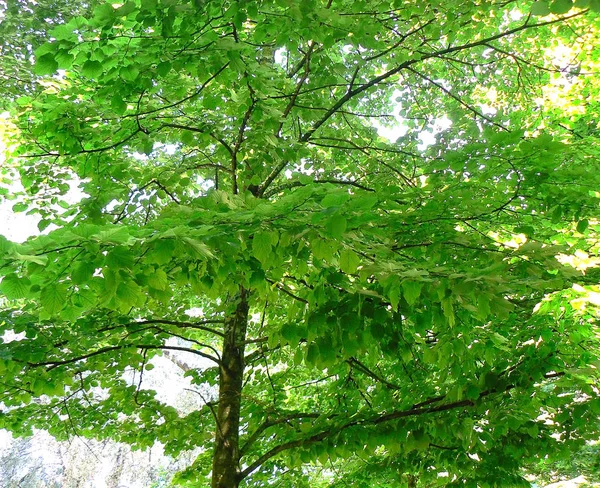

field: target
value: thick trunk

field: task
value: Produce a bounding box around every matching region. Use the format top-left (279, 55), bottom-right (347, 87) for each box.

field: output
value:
top-left (211, 287), bottom-right (249, 488)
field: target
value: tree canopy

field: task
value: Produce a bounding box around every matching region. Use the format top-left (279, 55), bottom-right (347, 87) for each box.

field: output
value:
top-left (1, 0), bottom-right (600, 486)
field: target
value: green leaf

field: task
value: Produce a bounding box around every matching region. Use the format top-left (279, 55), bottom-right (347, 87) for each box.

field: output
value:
top-left (11, 202), bottom-right (28, 212)
top-left (40, 284), bottom-right (68, 315)
top-left (387, 279), bottom-right (401, 311)
top-left (0, 235), bottom-right (15, 254)
top-left (577, 219), bottom-right (589, 233)
top-left (252, 231), bottom-right (273, 264)
top-left (321, 192), bottom-right (350, 208)
top-left (34, 53), bottom-right (58, 75)
top-left (0, 274), bottom-right (32, 299)
top-left (441, 297), bottom-right (455, 327)
top-left (55, 50), bottom-right (74, 69)
top-left (311, 238), bottom-right (334, 261)
top-left (325, 216), bottom-right (347, 238)
top-left (116, 280), bottom-right (145, 309)
top-left (82, 60), bottom-right (103, 78)
top-left (13, 252), bottom-right (48, 266)
top-left (120, 65), bottom-right (139, 81)
top-left (93, 227), bottom-right (132, 244)
top-left (34, 43), bottom-right (55, 58)
top-left (106, 246), bottom-right (135, 269)
top-left (477, 294), bottom-right (491, 320)
top-left (148, 269), bottom-right (168, 290)
top-left (71, 261), bottom-right (97, 285)
top-left (111, 95), bottom-right (127, 114)
top-left (156, 61), bottom-right (172, 77)
top-left (183, 237), bottom-right (215, 259)
top-left (531, 1), bottom-right (551, 14)
top-left (550, 0), bottom-right (573, 13)
top-left (116, 1), bottom-right (137, 16)
top-left (402, 281), bottom-right (422, 306)
top-left (339, 249), bottom-right (360, 274)
top-left (305, 343), bottom-right (319, 366)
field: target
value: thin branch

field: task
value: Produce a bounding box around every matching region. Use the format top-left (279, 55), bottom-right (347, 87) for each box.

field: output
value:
top-left (149, 179), bottom-right (180, 204)
top-left (255, 15), bottom-right (576, 196)
top-left (28, 344), bottom-right (220, 370)
top-left (347, 357), bottom-right (401, 390)
top-left (133, 349), bottom-right (147, 405)
top-left (407, 67), bottom-right (508, 131)
top-left (266, 278), bottom-right (308, 304)
top-left (299, 11), bottom-right (584, 144)
top-left (160, 123), bottom-right (234, 156)
top-left (120, 62), bottom-right (230, 119)
top-left (98, 319), bottom-right (225, 337)
top-left (24, 128), bottom-right (144, 158)
top-left (240, 412), bottom-right (320, 456)
top-left (264, 178), bottom-right (374, 198)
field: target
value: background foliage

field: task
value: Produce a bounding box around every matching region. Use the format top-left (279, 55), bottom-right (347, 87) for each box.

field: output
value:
top-left (1, 0), bottom-right (600, 486)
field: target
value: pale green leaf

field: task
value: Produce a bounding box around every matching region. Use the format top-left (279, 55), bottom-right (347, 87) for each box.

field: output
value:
top-left (148, 269), bottom-right (168, 290)
top-left (252, 231), bottom-right (273, 264)
top-left (93, 227), bottom-right (132, 245)
top-left (183, 237), bottom-right (215, 259)
top-left (339, 249), bottom-right (360, 274)
top-left (0, 274), bottom-right (32, 299)
top-left (402, 281), bottom-right (422, 306)
top-left (13, 252), bottom-right (48, 266)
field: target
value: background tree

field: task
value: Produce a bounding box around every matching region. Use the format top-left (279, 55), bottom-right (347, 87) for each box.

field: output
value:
top-left (1, 0), bottom-right (600, 486)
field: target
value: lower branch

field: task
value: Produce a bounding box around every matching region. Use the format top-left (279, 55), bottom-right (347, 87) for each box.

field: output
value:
top-left (238, 371), bottom-right (563, 480)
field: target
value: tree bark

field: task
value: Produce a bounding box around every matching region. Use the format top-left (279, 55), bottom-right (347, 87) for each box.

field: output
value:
top-left (211, 287), bottom-right (249, 488)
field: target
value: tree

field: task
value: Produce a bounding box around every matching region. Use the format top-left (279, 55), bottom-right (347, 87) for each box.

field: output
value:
top-left (1, 0), bottom-right (600, 486)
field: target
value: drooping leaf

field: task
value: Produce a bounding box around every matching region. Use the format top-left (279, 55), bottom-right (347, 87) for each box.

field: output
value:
top-left (339, 248), bottom-right (360, 274)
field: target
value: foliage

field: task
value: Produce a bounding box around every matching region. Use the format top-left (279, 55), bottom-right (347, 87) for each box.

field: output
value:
top-left (1, 0), bottom-right (600, 486)
top-left (527, 442), bottom-right (600, 487)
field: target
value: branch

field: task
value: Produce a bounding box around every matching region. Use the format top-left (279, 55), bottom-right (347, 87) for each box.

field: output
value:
top-left (239, 368), bottom-right (566, 480)
top-left (240, 412), bottom-right (320, 456)
top-left (299, 11), bottom-right (585, 143)
top-left (257, 44), bottom-right (315, 196)
top-left (278, 42), bottom-right (315, 135)
top-left (266, 278), bottom-right (308, 304)
top-left (98, 319), bottom-right (225, 337)
top-left (120, 62), bottom-right (230, 119)
top-left (160, 123), bottom-right (234, 156)
top-left (24, 128), bottom-right (144, 158)
top-left (347, 358), bottom-right (401, 390)
top-left (238, 395), bottom-right (475, 480)
top-left (149, 179), bottom-right (180, 204)
top-left (28, 344), bottom-right (220, 370)
top-left (406, 67), bottom-right (508, 131)
top-left (255, 13), bottom-right (580, 198)
top-left (264, 178), bottom-right (374, 198)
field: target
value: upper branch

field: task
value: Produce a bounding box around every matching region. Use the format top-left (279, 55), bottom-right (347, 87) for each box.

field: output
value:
top-left (300, 11), bottom-right (584, 144)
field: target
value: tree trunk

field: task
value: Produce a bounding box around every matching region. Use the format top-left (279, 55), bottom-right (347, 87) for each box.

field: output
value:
top-left (211, 287), bottom-right (249, 488)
